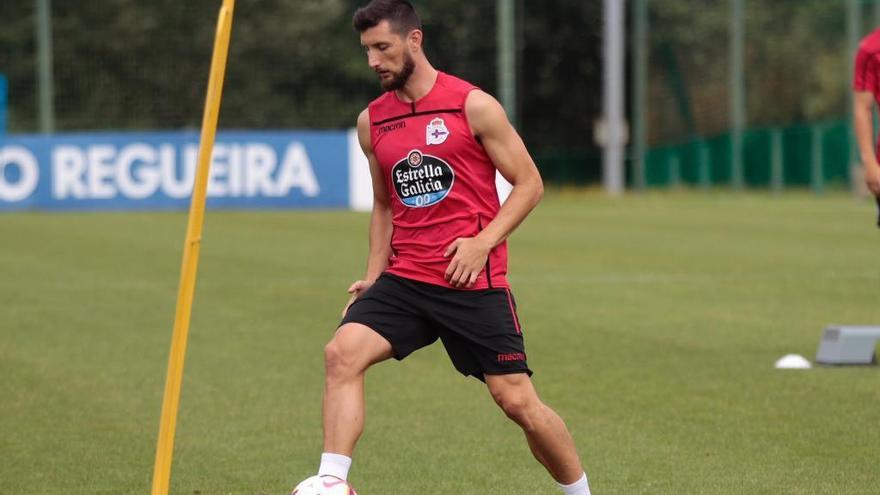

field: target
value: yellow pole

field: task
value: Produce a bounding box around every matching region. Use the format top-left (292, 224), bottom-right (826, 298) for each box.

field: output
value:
top-left (151, 1), bottom-right (235, 494)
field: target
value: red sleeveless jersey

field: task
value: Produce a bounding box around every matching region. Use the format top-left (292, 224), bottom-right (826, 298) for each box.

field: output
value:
top-left (368, 72), bottom-right (509, 289)
top-left (855, 28), bottom-right (880, 157)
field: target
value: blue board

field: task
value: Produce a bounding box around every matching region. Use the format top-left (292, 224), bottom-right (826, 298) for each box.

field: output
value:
top-left (0, 130), bottom-right (352, 211)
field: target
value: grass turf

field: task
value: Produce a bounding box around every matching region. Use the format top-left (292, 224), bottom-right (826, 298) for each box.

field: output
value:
top-left (1, 191), bottom-right (878, 494)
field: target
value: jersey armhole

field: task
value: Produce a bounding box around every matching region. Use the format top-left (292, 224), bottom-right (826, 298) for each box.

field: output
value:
top-left (855, 50), bottom-right (880, 92)
top-left (366, 105), bottom-right (377, 151)
top-left (461, 87), bottom-right (481, 143)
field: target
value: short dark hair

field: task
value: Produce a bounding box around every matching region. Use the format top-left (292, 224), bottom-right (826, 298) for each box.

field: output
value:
top-left (353, 0), bottom-right (422, 35)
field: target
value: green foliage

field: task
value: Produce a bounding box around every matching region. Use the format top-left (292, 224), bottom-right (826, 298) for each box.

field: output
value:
top-left (0, 0), bottom-right (502, 132)
top-left (520, 1), bottom-right (603, 148)
top-left (646, 0), bottom-right (855, 144)
top-left (0, 0), bottom-right (38, 131)
top-left (743, 0), bottom-right (847, 125)
top-left (0, 0), bottom-right (868, 176)
top-left (0, 0), bottom-right (603, 150)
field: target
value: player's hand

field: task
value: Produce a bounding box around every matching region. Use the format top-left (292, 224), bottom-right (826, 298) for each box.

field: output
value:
top-left (443, 237), bottom-right (491, 289)
top-left (865, 164), bottom-right (880, 196)
top-left (341, 280), bottom-right (373, 317)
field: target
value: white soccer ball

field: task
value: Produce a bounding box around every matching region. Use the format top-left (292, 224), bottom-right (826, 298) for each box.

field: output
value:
top-left (291, 475), bottom-right (358, 495)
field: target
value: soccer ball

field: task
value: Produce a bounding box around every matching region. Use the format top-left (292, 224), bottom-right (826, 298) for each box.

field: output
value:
top-left (291, 475), bottom-right (358, 495)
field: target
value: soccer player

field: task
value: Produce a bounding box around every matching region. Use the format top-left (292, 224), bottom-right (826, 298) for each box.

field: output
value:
top-left (303, 1), bottom-right (592, 494)
top-left (853, 28), bottom-right (880, 227)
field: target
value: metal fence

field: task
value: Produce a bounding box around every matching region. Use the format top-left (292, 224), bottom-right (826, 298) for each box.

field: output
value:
top-left (632, 0), bottom-right (880, 191)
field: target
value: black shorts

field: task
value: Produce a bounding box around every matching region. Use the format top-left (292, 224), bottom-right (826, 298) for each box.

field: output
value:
top-left (340, 273), bottom-right (532, 381)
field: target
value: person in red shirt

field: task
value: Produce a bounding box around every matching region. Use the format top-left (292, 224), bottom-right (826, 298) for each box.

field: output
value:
top-left (853, 28), bottom-right (880, 226)
top-left (295, 1), bottom-right (593, 494)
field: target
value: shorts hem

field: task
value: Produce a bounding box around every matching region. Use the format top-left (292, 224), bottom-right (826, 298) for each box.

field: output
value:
top-left (337, 319), bottom-right (406, 361)
top-left (482, 368), bottom-right (534, 377)
top-left (467, 368), bottom-right (533, 383)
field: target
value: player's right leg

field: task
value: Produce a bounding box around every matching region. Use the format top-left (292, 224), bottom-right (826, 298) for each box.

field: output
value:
top-left (322, 322), bottom-right (394, 456)
top-left (312, 273), bottom-right (437, 485)
top-left (875, 195), bottom-right (880, 228)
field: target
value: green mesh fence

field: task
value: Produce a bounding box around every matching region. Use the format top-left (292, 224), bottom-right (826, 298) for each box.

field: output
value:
top-left (642, 121), bottom-right (853, 189)
top-left (635, 0), bottom-right (880, 190)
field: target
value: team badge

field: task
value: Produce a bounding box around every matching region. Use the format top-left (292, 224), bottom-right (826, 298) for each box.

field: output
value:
top-left (425, 118), bottom-right (450, 145)
top-left (392, 150), bottom-right (455, 208)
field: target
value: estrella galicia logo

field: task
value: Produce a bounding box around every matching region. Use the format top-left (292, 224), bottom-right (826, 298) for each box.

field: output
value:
top-left (392, 150), bottom-right (455, 208)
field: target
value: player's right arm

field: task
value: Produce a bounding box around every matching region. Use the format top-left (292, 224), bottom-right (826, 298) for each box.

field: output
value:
top-left (853, 46), bottom-right (880, 196)
top-left (854, 91), bottom-right (880, 195)
top-left (342, 109), bottom-right (393, 316)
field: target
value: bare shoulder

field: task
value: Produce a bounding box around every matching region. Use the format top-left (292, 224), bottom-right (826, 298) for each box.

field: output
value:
top-left (464, 90), bottom-right (509, 137)
top-left (357, 108), bottom-right (370, 130)
top-left (356, 108), bottom-right (372, 152)
top-left (464, 90), bottom-right (505, 119)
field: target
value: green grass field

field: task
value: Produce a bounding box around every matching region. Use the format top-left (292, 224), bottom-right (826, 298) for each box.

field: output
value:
top-left (2, 191), bottom-right (879, 495)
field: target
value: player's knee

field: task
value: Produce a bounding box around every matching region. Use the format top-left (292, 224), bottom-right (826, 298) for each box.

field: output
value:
top-left (494, 391), bottom-right (541, 430)
top-left (323, 338), bottom-right (358, 382)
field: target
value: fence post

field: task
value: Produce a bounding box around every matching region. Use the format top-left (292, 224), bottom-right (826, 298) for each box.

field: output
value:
top-left (729, 0), bottom-right (745, 190)
top-left (698, 140), bottom-right (711, 189)
top-left (497, 0), bottom-right (516, 127)
top-left (770, 128), bottom-right (784, 192)
top-left (847, 0), bottom-right (859, 179)
top-left (631, 0), bottom-right (648, 190)
top-left (811, 125), bottom-right (824, 194)
top-left (496, 0), bottom-right (516, 201)
top-left (602, 0), bottom-right (626, 195)
top-left (668, 151), bottom-right (681, 188)
top-left (35, 0), bottom-right (55, 134)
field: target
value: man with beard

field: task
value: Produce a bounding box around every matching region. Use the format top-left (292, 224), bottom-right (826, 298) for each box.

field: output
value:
top-left (854, 28), bottom-right (880, 227)
top-left (298, 1), bottom-right (592, 494)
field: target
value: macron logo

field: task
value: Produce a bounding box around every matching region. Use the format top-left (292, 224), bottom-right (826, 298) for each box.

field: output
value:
top-left (496, 352), bottom-right (526, 362)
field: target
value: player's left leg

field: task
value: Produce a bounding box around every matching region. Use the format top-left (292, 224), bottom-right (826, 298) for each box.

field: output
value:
top-left (485, 373), bottom-right (590, 494)
top-left (875, 195), bottom-right (880, 227)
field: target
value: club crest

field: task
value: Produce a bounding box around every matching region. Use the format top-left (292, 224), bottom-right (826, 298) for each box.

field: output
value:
top-left (425, 117), bottom-right (450, 145)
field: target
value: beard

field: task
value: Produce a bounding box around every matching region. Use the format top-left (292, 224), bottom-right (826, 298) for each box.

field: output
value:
top-left (379, 52), bottom-right (415, 91)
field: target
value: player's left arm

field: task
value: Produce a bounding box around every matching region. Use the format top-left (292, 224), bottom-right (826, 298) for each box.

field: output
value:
top-left (853, 47), bottom-right (880, 197)
top-left (854, 91), bottom-right (880, 196)
top-left (443, 90), bottom-right (544, 288)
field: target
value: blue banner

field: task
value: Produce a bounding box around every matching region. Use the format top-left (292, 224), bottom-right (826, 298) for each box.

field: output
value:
top-left (0, 130), bottom-right (352, 211)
